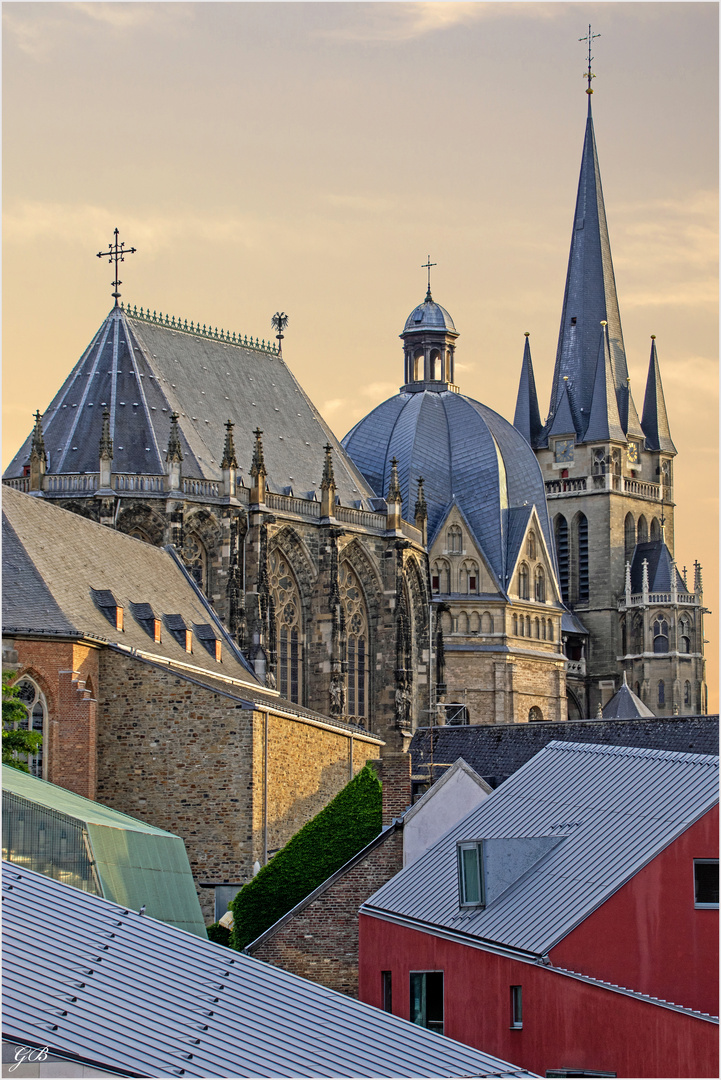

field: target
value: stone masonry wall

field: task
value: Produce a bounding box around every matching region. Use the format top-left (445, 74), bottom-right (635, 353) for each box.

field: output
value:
top-left (251, 826), bottom-right (403, 997)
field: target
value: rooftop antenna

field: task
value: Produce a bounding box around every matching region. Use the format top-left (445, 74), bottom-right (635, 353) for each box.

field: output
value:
top-left (271, 311), bottom-right (288, 356)
top-left (421, 255), bottom-right (436, 301)
top-left (579, 24), bottom-right (600, 96)
top-left (96, 228), bottom-right (136, 307)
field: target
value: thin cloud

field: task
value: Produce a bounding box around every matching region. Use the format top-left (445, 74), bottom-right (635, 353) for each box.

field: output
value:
top-left (317, 2), bottom-right (558, 43)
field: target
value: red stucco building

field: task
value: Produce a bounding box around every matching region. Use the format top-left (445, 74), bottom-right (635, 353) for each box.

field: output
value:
top-left (359, 741), bottom-right (719, 1078)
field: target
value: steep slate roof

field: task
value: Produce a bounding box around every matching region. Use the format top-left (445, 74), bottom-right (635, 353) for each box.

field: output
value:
top-left (344, 388), bottom-right (554, 590)
top-left (2, 862), bottom-right (536, 1079)
top-left (602, 673), bottom-right (655, 719)
top-left (363, 741), bottom-right (719, 958)
top-left (4, 307), bottom-right (375, 507)
top-left (410, 717), bottom-right (719, 788)
top-left (544, 100), bottom-right (642, 444)
top-left (512, 336), bottom-right (543, 447)
top-left (582, 327), bottom-right (626, 443)
top-left (641, 337), bottom-right (677, 454)
top-left (2, 486), bottom-right (257, 685)
top-left (630, 540), bottom-right (687, 594)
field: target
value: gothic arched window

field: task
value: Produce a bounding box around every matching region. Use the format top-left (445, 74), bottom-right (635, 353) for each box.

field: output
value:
top-left (534, 617), bottom-right (540, 638)
top-left (525, 615), bottom-right (532, 637)
top-left (458, 611), bottom-right (469, 635)
top-left (518, 563), bottom-right (529, 600)
top-left (269, 551), bottom-right (303, 704)
top-left (527, 531), bottom-right (537, 560)
top-left (460, 560), bottom-right (479, 594)
top-left (534, 566), bottom-right (545, 603)
top-left (431, 559), bottom-right (450, 594)
top-left (512, 614), bottom-right (518, 636)
top-left (637, 516), bottom-right (648, 544)
top-left (554, 515), bottom-right (569, 602)
top-left (653, 616), bottom-right (669, 654)
top-left (679, 616), bottom-right (692, 654)
top-left (481, 611), bottom-right (493, 634)
top-left (624, 513), bottom-right (635, 563)
top-left (684, 680), bottom-right (692, 706)
top-left (547, 618), bottom-right (554, 641)
top-left (576, 513), bottom-right (589, 601)
top-left (413, 350), bottom-right (423, 381)
top-left (592, 449), bottom-right (606, 476)
top-left (184, 533), bottom-right (208, 593)
top-left (447, 525), bottom-right (462, 554)
top-left (340, 563), bottom-right (369, 722)
top-left (650, 517), bottom-right (661, 541)
top-left (9, 677), bottom-right (47, 778)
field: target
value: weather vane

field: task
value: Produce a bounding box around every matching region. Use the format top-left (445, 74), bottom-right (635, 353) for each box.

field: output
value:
top-left (96, 228), bottom-right (136, 307)
top-left (579, 24), bottom-right (600, 94)
top-left (422, 255), bottom-right (436, 299)
top-left (271, 312), bottom-right (289, 355)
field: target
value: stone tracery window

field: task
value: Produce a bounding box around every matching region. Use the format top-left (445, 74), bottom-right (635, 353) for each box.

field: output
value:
top-left (679, 615), bottom-right (692, 654)
top-left (184, 533), bottom-right (208, 592)
top-left (447, 525), bottom-right (462, 554)
top-left (340, 563), bottom-right (369, 721)
top-left (526, 531), bottom-right (536, 559)
top-left (460, 560), bottom-right (479, 595)
top-left (653, 616), bottom-right (669, 654)
top-left (269, 550), bottom-right (303, 704)
top-left (10, 677), bottom-right (46, 778)
top-left (431, 559), bottom-right (450, 594)
top-left (518, 563), bottom-right (529, 600)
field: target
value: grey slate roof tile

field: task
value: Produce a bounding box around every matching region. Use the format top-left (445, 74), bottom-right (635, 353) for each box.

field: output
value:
top-left (2, 861), bottom-right (536, 1079)
top-left (630, 540), bottom-right (687, 594)
top-left (641, 337), bottom-right (677, 454)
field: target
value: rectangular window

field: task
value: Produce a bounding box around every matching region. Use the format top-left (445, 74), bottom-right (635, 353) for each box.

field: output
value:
top-left (410, 971), bottom-right (443, 1034)
top-left (510, 985), bottom-right (523, 1029)
top-left (694, 860), bottom-right (719, 908)
top-left (458, 842), bottom-right (484, 907)
top-left (431, 575), bottom-right (440, 593)
top-left (382, 971), bottom-right (392, 1013)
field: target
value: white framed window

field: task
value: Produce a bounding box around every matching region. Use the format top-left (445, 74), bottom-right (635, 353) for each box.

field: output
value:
top-left (694, 860), bottom-right (719, 908)
top-left (458, 841), bottom-right (484, 907)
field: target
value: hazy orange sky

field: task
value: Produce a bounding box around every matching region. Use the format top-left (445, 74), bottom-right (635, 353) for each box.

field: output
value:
top-left (3, 2), bottom-right (718, 706)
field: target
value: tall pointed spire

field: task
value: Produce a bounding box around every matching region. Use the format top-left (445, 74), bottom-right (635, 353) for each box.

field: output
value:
top-left (513, 333), bottom-right (544, 447)
top-left (546, 96), bottom-right (639, 442)
top-left (320, 443), bottom-right (337, 519)
top-left (414, 476), bottom-right (428, 546)
top-left (641, 336), bottom-right (677, 454)
top-left (166, 412), bottom-right (183, 464)
top-left (250, 427), bottom-right (267, 506)
top-left (583, 323), bottom-right (625, 442)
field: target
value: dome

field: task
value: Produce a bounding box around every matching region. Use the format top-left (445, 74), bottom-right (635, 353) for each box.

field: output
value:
top-left (403, 293), bottom-right (457, 334)
top-left (343, 388), bottom-right (553, 587)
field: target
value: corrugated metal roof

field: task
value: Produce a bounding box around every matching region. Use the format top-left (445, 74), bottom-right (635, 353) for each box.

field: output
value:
top-left (363, 741), bottom-right (719, 957)
top-left (2, 861), bottom-right (537, 1079)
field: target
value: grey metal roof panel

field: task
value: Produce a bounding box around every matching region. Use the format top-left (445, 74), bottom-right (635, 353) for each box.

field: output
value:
top-left (403, 295), bottom-right (457, 333)
top-left (2, 861), bottom-right (536, 1079)
top-left (365, 740), bottom-right (719, 956)
top-left (2, 486), bottom-right (258, 684)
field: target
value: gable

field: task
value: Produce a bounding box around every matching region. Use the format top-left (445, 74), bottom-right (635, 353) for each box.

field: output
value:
top-left (506, 505), bottom-right (562, 604)
top-left (429, 504), bottom-right (502, 596)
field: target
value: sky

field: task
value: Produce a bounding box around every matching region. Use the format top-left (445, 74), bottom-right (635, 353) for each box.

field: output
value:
top-left (3, 1), bottom-right (718, 705)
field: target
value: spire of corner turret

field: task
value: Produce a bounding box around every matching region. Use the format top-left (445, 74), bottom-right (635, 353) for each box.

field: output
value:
top-left (641, 336), bottom-right (677, 454)
top-left (583, 324), bottom-right (625, 443)
top-left (546, 94), bottom-right (630, 443)
top-left (547, 380), bottom-right (576, 438)
top-left (166, 413), bottom-right (183, 464)
top-left (513, 333), bottom-right (543, 447)
top-left (623, 376), bottom-right (645, 441)
top-left (221, 420), bottom-right (238, 470)
top-left (99, 409), bottom-right (114, 460)
top-left (387, 457), bottom-right (402, 503)
top-left (30, 410), bottom-right (46, 459)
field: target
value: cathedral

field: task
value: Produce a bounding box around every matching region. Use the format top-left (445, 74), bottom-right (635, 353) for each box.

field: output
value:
top-left (3, 90), bottom-right (707, 731)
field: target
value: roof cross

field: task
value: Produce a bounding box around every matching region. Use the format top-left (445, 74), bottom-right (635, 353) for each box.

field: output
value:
top-left (96, 228), bottom-right (137, 307)
top-left (579, 24), bottom-right (600, 94)
top-left (421, 255), bottom-right (436, 300)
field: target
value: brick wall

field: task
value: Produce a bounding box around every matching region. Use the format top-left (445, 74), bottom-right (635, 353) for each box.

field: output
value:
top-left (250, 825), bottom-right (403, 997)
top-left (375, 753), bottom-right (412, 825)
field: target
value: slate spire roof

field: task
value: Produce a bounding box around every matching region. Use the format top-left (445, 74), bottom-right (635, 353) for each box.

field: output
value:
top-left (545, 99), bottom-right (642, 445)
top-left (513, 334), bottom-right (543, 447)
top-left (4, 306), bottom-right (375, 507)
top-left (583, 324), bottom-right (626, 442)
top-left (602, 672), bottom-right (655, 719)
top-left (641, 336), bottom-right (677, 454)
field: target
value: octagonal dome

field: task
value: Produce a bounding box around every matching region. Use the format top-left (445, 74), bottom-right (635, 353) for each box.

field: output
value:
top-left (403, 294), bottom-right (457, 334)
top-left (343, 388), bottom-right (554, 588)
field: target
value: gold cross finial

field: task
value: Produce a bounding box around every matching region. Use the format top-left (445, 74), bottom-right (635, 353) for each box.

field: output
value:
top-left (579, 24), bottom-right (600, 95)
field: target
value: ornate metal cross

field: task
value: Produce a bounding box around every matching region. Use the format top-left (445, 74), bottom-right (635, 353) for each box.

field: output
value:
top-left (422, 255), bottom-right (437, 293)
top-left (579, 24), bottom-right (600, 93)
top-left (96, 228), bottom-right (137, 307)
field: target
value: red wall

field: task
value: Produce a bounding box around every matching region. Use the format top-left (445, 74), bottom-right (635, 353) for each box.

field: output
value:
top-left (359, 916), bottom-right (718, 1078)
top-left (552, 806), bottom-right (718, 1015)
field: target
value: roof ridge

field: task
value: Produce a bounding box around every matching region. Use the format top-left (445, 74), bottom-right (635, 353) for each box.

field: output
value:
top-left (551, 965), bottom-right (719, 1022)
top-left (121, 303), bottom-right (278, 355)
top-left (546, 739), bottom-right (719, 764)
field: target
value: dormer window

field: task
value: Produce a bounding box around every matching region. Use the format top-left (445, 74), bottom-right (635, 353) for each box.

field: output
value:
top-left (165, 614), bottom-right (193, 653)
top-left (458, 842), bottom-right (484, 907)
top-left (91, 589), bottom-right (124, 632)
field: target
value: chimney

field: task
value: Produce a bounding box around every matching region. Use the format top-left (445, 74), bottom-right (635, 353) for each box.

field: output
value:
top-left (377, 752), bottom-right (412, 826)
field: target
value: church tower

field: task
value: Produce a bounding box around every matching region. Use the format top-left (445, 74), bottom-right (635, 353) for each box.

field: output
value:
top-left (514, 89), bottom-right (707, 718)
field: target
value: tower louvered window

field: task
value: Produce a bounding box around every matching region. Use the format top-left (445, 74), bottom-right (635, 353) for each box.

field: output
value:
top-left (341, 563), bottom-right (369, 722)
top-left (577, 514), bottom-right (589, 601)
top-left (269, 551), bottom-right (303, 704)
top-left (555, 516), bottom-right (569, 602)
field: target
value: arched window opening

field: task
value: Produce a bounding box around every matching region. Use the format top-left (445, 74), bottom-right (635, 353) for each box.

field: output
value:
top-left (9, 677), bottom-right (47, 778)
top-left (184, 533), bottom-right (208, 593)
top-left (527, 531), bottom-right (537, 559)
top-left (542, 619), bottom-right (547, 640)
top-left (458, 612), bottom-right (469, 635)
top-left (658, 680), bottom-right (665, 706)
top-left (432, 560), bottom-right (450, 594)
top-left (447, 525), bottom-right (462, 554)
top-left (611, 449), bottom-right (622, 476)
top-left (547, 619), bottom-right (554, 641)
top-left (525, 615), bottom-right (531, 636)
top-left (534, 617), bottom-right (540, 638)
top-left (577, 514), bottom-right (589, 602)
top-left (513, 614), bottom-right (518, 636)
top-left (624, 513), bottom-right (635, 563)
top-left (661, 459), bottom-right (671, 490)
top-left (684, 680), bottom-right (692, 706)
top-left (554, 516), bottom-right (569, 602)
top-left (637, 516), bottom-right (648, 544)
top-left (518, 563), bottom-right (529, 600)
top-left (429, 349), bottom-right (441, 381)
top-left (340, 563), bottom-right (369, 721)
top-left (460, 560), bottom-right (479, 595)
top-left (469, 611), bottom-right (480, 634)
top-left (650, 517), bottom-right (661, 541)
top-left (653, 616), bottom-right (669, 654)
top-left (534, 566), bottom-right (545, 603)
top-left (481, 611), bottom-right (493, 634)
top-left (413, 350), bottom-right (423, 381)
top-left (529, 706), bottom-right (544, 723)
top-left (592, 449), bottom-right (606, 476)
top-left (269, 551), bottom-right (304, 705)
top-left (128, 527), bottom-right (151, 544)
top-left (679, 616), bottom-right (691, 654)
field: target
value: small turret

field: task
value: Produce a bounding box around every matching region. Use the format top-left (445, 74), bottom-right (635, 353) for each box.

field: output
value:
top-left (250, 428), bottom-right (267, 506)
top-left (386, 457), bottom-right (403, 532)
top-left (221, 419), bottom-right (238, 498)
top-left (583, 323), bottom-right (625, 443)
top-left (320, 443), bottom-right (337, 520)
top-left (414, 477), bottom-right (428, 546)
top-left (513, 333), bottom-right (543, 448)
top-left (98, 409), bottom-right (114, 490)
top-left (641, 336), bottom-right (677, 454)
top-left (165, 412), bottom-right (183, 492)
top-left (694, 560), bottom-right (703, 599)
top-left (28, 410), bottom-right (46, 493)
